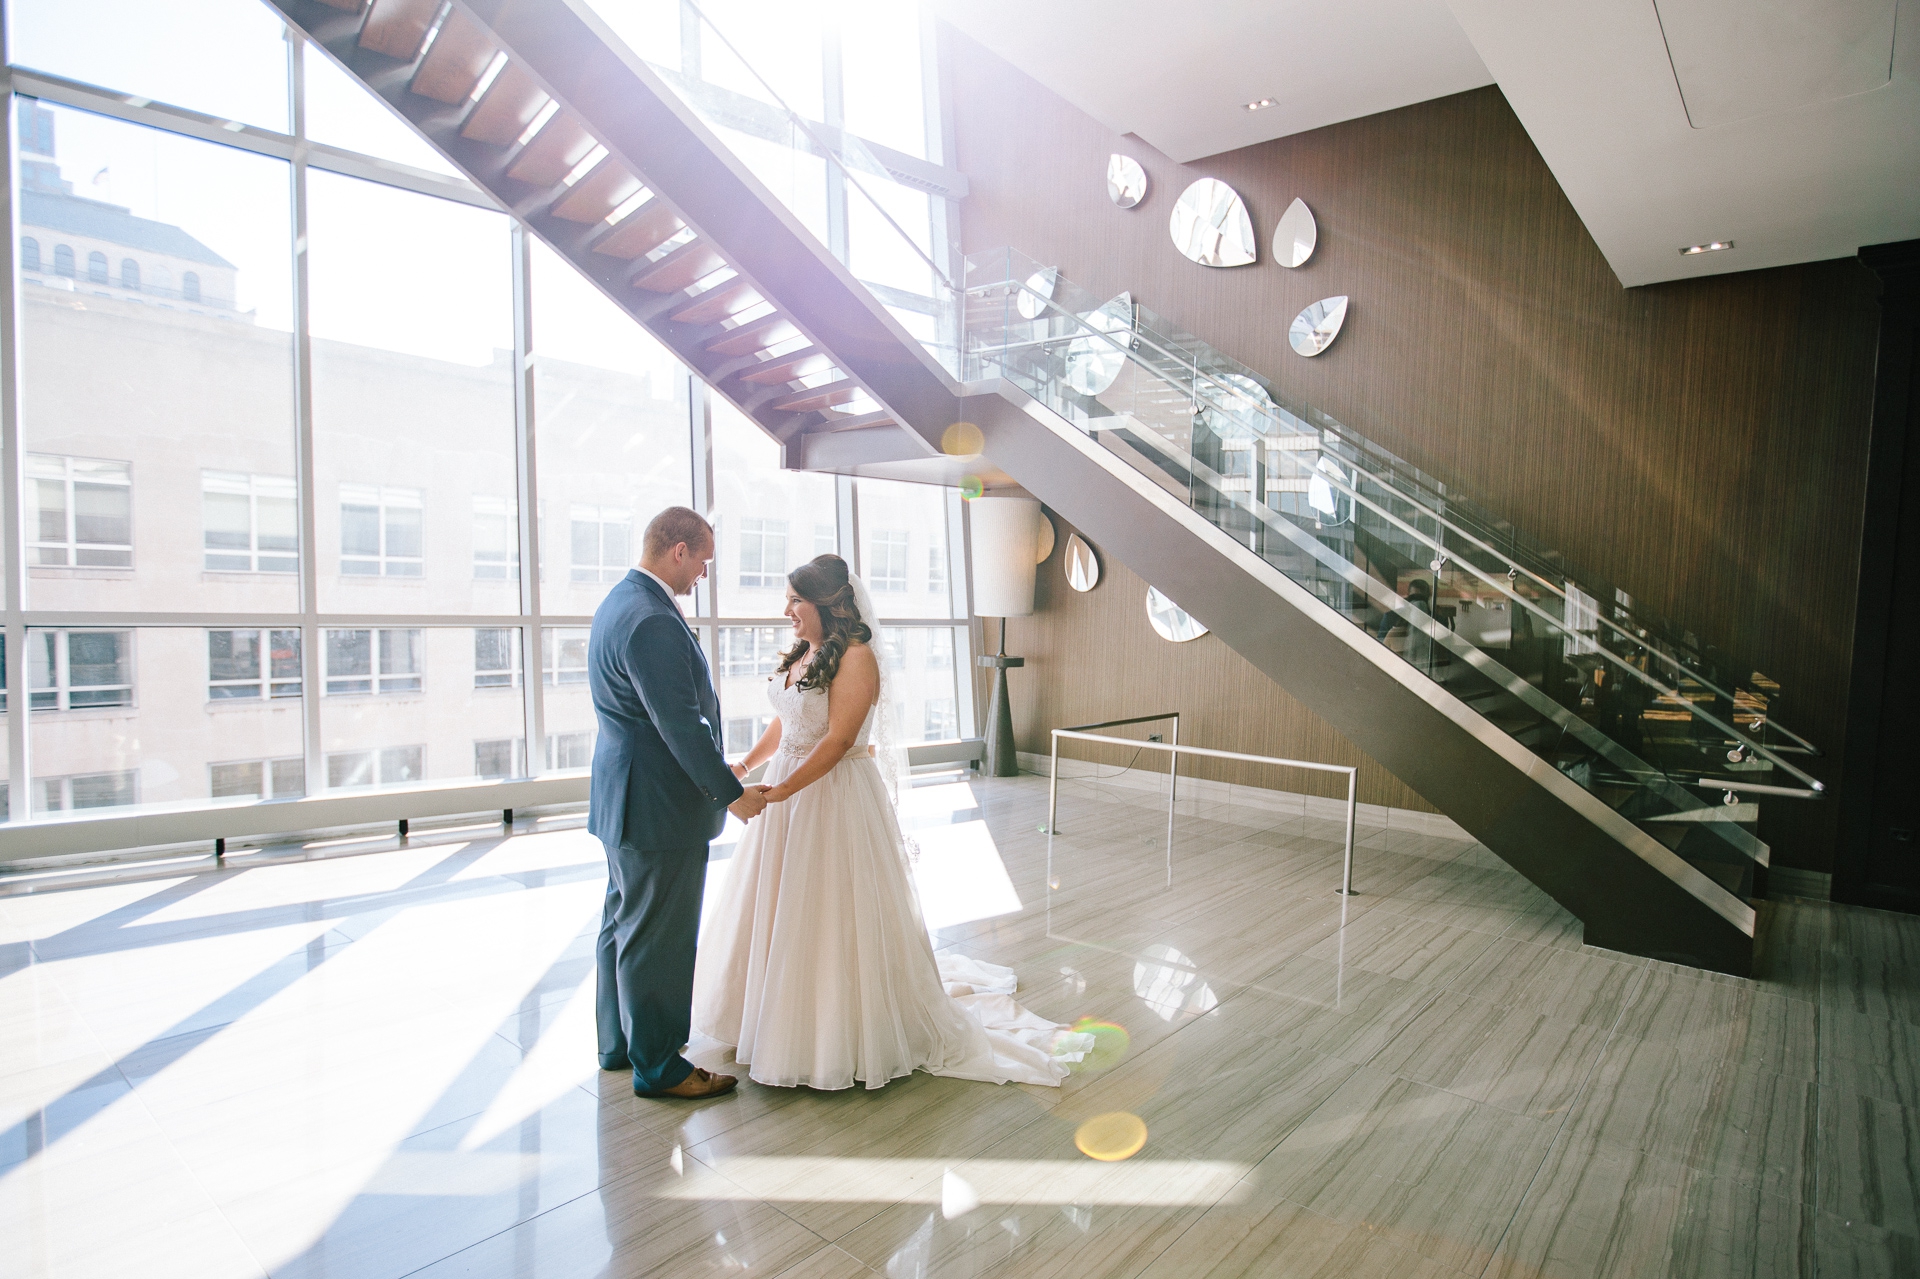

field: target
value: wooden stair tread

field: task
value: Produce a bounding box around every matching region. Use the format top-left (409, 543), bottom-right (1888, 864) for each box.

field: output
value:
top-left (736, 347), bottom-right (834, 385)
top-left (773, 382), bottom-right (859, 413)
top-left (670, 280), bottom-right (763, 325)
top-left (409, 10), bottom-right (495, 104)
top-left (631, 241), bottom-right (727, 294)
top-left (593, 200), bottom-right (683, 259)
top-left (461, 61), bottom-right (548, 146)
top-left (551, 159), bottom-right (643, 224)
top-left (358, 0), bottom-right (439, 60)
top-left (705, 313), bottom-right (798, 356)
top-left (507, 111), bottom-right (595, 186)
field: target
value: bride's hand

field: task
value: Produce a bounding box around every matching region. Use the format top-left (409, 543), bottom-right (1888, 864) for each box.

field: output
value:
top-left (762, 783), bottom-right (791, 803)
top-left (730, 762), bottom-right (748, 780)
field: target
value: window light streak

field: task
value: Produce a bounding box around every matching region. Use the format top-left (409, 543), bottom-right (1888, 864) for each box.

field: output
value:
top-left (469, 52), bottom-right (510, 103)
top-left (907, 820), bottom-right (1022, 930)
top-left (562, 145), bottom-right (608, 187)
top-left (460, 971), bottom-right (599, 1149)
top-left (660, 1157), bottom-right (1250, 1206)
top-left (516, 99), bottom-right (560, 148)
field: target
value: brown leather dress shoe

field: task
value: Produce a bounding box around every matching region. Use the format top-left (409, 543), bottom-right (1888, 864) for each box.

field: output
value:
top-left (637, 1066), bottom-right (738, 1099)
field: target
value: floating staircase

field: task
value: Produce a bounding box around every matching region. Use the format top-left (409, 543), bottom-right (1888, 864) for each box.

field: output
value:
top-left (262, 0), bottom-right (1825, 974)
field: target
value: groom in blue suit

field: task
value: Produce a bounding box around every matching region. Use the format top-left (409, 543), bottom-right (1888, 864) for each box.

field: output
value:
top-left (589, 507), bottom-right (766, 1099)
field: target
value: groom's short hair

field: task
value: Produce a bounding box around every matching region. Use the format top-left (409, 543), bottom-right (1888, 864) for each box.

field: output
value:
top-left (643, 506), bottom-right (714, 558)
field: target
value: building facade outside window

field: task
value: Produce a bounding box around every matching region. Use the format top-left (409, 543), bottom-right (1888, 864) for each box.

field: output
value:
top-left (27, 454), bottom-right (132, 568)
top-left (210, 757), bottom-right (304, 800)
top-left (0, 5), bottom-right (965, 826)
top-left (569, 504), bottom-right (631, 583)
top-left (207, 629), bottom-right (301, 700)
top-left (203, 471), bottom-right (298, 572)
top-left (326, 746), bottom-right (423, 790)
top-left (737, 516), bottom-right (788, 588)
top-left (340, 484), bottom-right (423, 576)
top-left (474, 628), bottom-right (519, 688)
top-left (29, 630), bottom-right (133, 711)
top-left (472, 495), bottom-right (518, 580)
top-left (923, 698), bottom-right (956, 741)
top-left (324, 628), bottom-right (423, 695)
top-left (542, 628), bottom-right (588, 685)
top-left (869, 529), bottom-right (909, 591)
top-left (474, 738), bottom-right (523, 779)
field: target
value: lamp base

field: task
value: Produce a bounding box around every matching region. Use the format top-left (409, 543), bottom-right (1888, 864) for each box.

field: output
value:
top-left (977, 653), bottom-right (1024, 777)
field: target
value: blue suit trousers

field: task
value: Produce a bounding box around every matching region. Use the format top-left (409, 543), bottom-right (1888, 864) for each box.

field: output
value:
top-left (595, 840), bottom-right (709, 1094)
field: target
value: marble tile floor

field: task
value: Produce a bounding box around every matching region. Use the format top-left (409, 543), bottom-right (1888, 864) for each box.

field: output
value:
top-left (1, 771), bottom-right (1915, 1277)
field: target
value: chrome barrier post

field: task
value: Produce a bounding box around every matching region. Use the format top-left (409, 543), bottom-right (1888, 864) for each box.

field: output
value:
top-left (1337, 767), bottom-right (1359, 896)
top-left (1169, 714), bottom-right (1180, 807)
top-left (1047, 730), bottom-right (1061, 835)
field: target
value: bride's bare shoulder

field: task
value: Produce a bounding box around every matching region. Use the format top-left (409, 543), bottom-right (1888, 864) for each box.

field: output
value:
top-left (839, 641), bottom-right (878, 673)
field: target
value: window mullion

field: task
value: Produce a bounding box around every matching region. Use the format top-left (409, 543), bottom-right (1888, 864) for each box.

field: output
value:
top-left (289, 36), bottom-right (324, 802)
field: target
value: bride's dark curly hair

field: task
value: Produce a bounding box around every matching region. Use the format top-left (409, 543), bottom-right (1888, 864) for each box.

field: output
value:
top-left (778, 554), bottom-right (872, 690)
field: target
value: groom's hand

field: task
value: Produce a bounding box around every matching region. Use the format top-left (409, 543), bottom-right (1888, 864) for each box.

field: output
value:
top-left (728, 786), bottom-right (770, 820)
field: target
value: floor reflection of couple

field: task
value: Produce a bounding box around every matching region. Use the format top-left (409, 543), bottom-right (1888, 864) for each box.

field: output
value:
top-left (589, 506), bottom-right (1082, 1102)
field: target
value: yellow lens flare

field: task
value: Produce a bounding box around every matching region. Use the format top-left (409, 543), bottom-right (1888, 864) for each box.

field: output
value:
top-left (1074, 1111), bottom-right (1148, 1162)
top-left (941, 421), bottom-right (984, 456)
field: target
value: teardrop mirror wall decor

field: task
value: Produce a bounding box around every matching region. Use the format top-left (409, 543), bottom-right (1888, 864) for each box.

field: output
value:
top-left (1274, 197), bottom-right (1317, 268)
top-left (1107, 154), bottom-right (1149, 208)
top-left (1016, 266), bottom-right (1059, 320)
top-left (1035, 512), bottom-right (1057, 563)
top-left (1146, 586), bottom-right (1208, 642)
top-left (1063, 533), bottom-right (1101, 592)
top-left (1065, 292), bottom-right (1136, 396)
top-left (1168, 178), bottom-right (1256, 268)
top-left (1289, 295), bottom-right (1348, 357)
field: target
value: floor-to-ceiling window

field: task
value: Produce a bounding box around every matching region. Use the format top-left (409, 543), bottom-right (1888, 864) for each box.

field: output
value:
top-left (0, 0), bottom-right (970, 832)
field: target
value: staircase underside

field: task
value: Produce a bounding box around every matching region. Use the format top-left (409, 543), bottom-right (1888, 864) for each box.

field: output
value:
top-left (266, 0), bottom-right (1756, 974)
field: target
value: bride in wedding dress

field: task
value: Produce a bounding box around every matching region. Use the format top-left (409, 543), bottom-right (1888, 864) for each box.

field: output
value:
top-left (689, 554), bottom-right (1084, 1090)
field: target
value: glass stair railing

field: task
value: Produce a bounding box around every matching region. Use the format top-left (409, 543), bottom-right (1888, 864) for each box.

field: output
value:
top-left (961, 249), bottom-right (1823, 899)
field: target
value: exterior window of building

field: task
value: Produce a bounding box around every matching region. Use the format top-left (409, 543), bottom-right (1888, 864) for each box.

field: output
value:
top-left (546, 730), bottom-right (594, 770)
top-left (738, 517), bottom-right (788, 588)
top-left (923, 698), bottom-right (956, 741)
top-left (210, 758), bottom-right (305, 800)
top-left (718, 626), bottom-right (785, 678)
top-left (570, 503), bottom-right (631, 583)
top-left (877, 627), bottom-right (907, 671)
top-left (340, 483), bottom-right (423, 576)
top-left (120, 258), bottom-right (139, 289)
top-left (29, 630), bottom-right (133, 711)
top-left (928, 543), bottom-right (947, 594)
top-left (203, 471), bottom-right (298, 572)
top-left (37, 771), bottom-right (139, 811)
top-left (324, 628), bottom-right (423, 695)
top-left (27, 453), bottom-right (132, 568)
top-left (87, 249), bottom-right (107, 284)
top-left (21, 237), bottom-right (39, 272)
top-left (474, 628), bottom-right (519, 688)
top-left (927, 628), bottom-right (953, 671)
top-left (543, 627), bottom-right (589, 685)
top-left (53, 243), bottom-right (73, 276)
top-left (473, 495), bottom-right (518, 580)
top-left (816, 523), bottom-right (836, 557)
top-left (725, 715), bottom-right (771, 757)
top-left (207, 629), bottom-right (301, 700)
top-left (182, 270), bottom-right (200, 303)
top-left (474, 738), bottom-right (524, 779)
top-left (869, 529), bottom-right (909, 591)
top-left (326, 746), bottom-right (423, 789)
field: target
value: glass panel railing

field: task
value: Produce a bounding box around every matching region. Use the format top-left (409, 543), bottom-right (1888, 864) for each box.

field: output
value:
top-left (961, 248), bottom-right (1819, 894)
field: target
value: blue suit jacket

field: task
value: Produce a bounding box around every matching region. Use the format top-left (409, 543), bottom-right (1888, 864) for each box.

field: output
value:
top-left (587, 571), bottom-right (744, 850)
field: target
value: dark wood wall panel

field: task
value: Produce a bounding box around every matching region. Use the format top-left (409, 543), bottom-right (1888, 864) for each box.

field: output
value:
top-left (982, 518), bottom-right (1434, 812)
top-left (945, 32), bottom-right (1882, 869)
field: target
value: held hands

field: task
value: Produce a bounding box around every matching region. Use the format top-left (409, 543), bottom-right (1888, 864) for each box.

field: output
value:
top-left (728, 785), bottom-right (773, 821)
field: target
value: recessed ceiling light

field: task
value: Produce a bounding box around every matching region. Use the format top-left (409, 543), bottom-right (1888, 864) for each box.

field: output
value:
top-left (1680, 240), bottom-right (1735, 255)
top-left (1245, 98), bottom-right (1276, 111)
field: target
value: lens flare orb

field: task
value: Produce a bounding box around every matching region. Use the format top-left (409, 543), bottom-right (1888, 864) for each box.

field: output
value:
top-left (941, 421), bottom-right (984, 456)
top-left (1074, 1111), bottom-right (1148, 1162)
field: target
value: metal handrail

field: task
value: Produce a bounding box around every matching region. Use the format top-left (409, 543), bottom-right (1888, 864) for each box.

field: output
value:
top-left (1056, 710), bottom-right (1181, 804)
top-left (1047, 728), bottom-right (1363, 896)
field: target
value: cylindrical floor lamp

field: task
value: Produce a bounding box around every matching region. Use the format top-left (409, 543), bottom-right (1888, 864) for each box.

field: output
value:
top-left (969, 495), bottom-right (1044, 777)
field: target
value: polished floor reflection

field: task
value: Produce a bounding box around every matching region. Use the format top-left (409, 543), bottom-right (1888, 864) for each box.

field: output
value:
top-left (1, 771), bottom-right (1914, 1277)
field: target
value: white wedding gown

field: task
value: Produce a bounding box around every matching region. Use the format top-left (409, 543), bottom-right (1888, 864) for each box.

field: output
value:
top-left (689, 673), bottom-right (1082, 1090)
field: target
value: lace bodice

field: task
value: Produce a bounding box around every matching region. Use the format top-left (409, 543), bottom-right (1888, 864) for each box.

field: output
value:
top-left (769, 674), bottom-right (874, 758)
